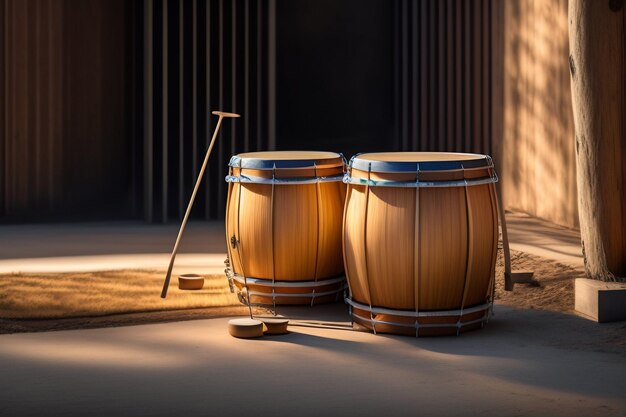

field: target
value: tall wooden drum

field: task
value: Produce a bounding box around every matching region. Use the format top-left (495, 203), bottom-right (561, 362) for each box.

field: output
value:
top-left (225, 151), bottom-right (346, 307)
top-left (343, 152), bottom-right (499, 336)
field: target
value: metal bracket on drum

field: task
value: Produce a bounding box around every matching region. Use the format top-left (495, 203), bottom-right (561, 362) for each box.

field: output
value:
top-left (224, 258), bottom-right (236, 293)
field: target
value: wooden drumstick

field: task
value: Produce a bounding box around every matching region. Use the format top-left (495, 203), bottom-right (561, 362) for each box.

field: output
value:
top-left (160, 110), bottom-right (240, 298)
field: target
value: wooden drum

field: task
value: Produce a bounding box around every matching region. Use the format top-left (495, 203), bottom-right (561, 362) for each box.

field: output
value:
top-left (225, 151), bottom-right (346, 306)
top-left (343, 152), bottom-right (499, 336)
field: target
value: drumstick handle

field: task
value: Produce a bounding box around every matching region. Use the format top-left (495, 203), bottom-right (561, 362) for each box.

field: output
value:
top-left (160, 115), bottom-right (225, 298)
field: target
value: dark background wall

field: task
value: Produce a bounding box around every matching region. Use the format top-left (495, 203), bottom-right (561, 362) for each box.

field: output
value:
top-left (1, 0), bottom-right (534, 225)
top-left (1, 0), bottom-right (134, 222)
top-left (276, 0), bottom-right (393, 158)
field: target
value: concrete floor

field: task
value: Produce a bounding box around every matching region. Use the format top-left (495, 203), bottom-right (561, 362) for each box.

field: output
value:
top-left (506, 212), bottom-right (583, 269)
top-left (0, 303), bottom-right (625, 417)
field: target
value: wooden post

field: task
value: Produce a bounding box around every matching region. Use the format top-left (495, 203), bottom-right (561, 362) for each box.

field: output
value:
top-left (569, 0), bottom-right (626, 281)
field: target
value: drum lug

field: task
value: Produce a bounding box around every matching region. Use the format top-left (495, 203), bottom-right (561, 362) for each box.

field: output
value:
top-left (236, 287), bottom-right (250, 305)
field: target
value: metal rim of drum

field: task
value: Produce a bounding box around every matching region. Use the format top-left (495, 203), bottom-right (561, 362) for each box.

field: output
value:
top-left (225, 151), bottom-right (346, 185)
top-left (346, 297), bottom-right (492, 337)
top-left (344, 151), bottom-right (498, 188)
top-left (226, 268), bottom-right (346, 307)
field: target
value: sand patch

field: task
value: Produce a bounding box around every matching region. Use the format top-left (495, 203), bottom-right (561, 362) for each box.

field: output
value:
top-left (0, 249), bottom-right (597, 334)
top-left (0, 270), bottom-right (239, 320)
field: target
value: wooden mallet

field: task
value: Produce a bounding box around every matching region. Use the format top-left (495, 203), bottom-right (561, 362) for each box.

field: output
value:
top-left (160, 111), bottom-right (240, 299)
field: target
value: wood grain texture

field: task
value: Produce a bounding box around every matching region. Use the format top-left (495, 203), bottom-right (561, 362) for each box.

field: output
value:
top-left (501, 0), bottom-right (578, 228)
top-left (417, 187), bottom-right (467, 310)
top-left (464, 185), bottom-right (497, 305)
top-left (315, 182), bottom-right (346, 278)
top-left (569, 0), bottom-right (626, 280)
top-left (344, 171), bottom-right (497, 313)
top-left (365, 187), bottom-right (416, 309)
top-left (226, 181), bottom-right (345, 282)
top-left (233, 183), bottom-right (274, 280)
top-left (273, 184), bottom-right (318, 280)
top-left (343, 186), bottom-right (372, 306)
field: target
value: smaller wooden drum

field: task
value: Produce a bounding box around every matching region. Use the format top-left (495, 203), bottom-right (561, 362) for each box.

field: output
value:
top-left (225, 151), bottom-right (347, 307)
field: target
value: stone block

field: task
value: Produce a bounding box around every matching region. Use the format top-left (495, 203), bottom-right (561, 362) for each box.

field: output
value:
top-left (575, 278), bottom-right (626, 322)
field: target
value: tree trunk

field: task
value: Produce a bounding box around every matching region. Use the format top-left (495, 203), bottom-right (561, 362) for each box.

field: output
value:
top-left (569, 0), bottom-right (626, 281)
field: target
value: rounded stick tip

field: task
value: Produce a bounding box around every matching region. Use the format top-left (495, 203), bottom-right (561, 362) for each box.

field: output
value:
top-left (212, 111), bottom-right (240, 118)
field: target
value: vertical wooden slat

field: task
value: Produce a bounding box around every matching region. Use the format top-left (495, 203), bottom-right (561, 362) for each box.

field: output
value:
top-left (15, 0), bottom-right (24, 209)
top-left (205, 0), bottom-right (211, 219)
top-left (411, 1), bottom-right (418, 150)
top-left (217, 0), bottom-right (224, 217)
top-left (472, 0), bottom-right (482, 154)
top-left (463, 0), bottom-right (471, 151)
top-left (0, 0), bottom-right (5, 216)
top-left (244, 0), bottom-right (249, 152)
top-left (162, 0), bottom-right (168, 223)
top-left (9, 0), bottom-right (15, 209)
top-left (144, 0), bottom-right (153, 223)
top-left (491, 0), bottom-right (504, 177)
top-left (48, 0), bottom-right (59, 210)
top-left (7, 0), bottom-right (11, 209)
top-left (455, 0), bottom-right (463, 152)
top-left (34, 1), bottom-right (41, 203)
top-left (428, 1), bottom-right (436, 151)
top-left (519, 0), bottom-right (528, 212)
top-left (231, 0), bottom-right (236, 157)
top-left (267, 0), bottom-right (276, 150)
top-left (528, 0), bottom-right (537, 215)
top-left (129, 0), bottom-right (137, 217)
top-left (179, 0), bottom-right (184, 219)
top-left (256, 0), bottom-right (262, 150)
top-left (482, 0), bottom-right (491, 155)
top-left (419, 1), bottom-right (427, 151)
top-left (192, 0), bottom-right (197, 177)
top-left (392, 0), bottom-right (400, 150)
top-left (437, 0), bottom-right (445, 151)
top-left (401, 0), bottom-right (408, 150)
top-left (446, 0), bottom-right (454, 151)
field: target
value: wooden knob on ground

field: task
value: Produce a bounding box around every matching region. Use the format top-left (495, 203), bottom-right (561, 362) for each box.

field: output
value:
top-left (178, 274), bottom-right (204, 290)
top-left (262, 318), bottom-right (289, 335)
top-left (228, 318), bottom-right (264, 338)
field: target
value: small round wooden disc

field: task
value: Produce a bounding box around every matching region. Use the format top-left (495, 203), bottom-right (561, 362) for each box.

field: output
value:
top-left (212, 111), bottom-right (240, 118)
top-left (261, 318), bottom-right (289, 335)
top-left (228, 318), bottom-right (264, 338)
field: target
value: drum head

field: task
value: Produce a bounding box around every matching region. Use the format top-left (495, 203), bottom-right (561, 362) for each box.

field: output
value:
top-left (350, 152), bottom-right (492, 172)
top-left (226, 151), bottom-right (345, 184)
top-left (346, 152), bottom-right (497, 187)
top-left (230, 151), bottom-right (344, 170)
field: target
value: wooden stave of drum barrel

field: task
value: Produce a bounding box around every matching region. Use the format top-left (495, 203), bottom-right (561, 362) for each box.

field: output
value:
top-left (224, 150), bottom-right (498, 336)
